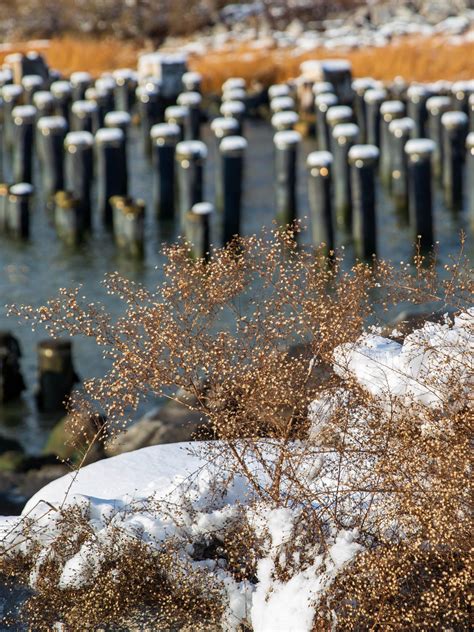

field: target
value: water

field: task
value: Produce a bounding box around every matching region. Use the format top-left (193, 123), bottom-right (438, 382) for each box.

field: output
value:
top-left (0, 119), bottom-right (471, 454)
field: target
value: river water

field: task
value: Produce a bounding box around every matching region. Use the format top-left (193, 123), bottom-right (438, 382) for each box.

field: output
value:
top-left (0, 120), bottom-right (471, 453)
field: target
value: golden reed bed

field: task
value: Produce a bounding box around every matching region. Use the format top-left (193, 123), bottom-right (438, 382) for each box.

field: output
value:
top-left (1, 34), bottom-right (474, 91)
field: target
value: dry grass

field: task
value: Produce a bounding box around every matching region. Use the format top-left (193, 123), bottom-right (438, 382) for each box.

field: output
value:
top-left (1, 33), bottom-right (474, 89)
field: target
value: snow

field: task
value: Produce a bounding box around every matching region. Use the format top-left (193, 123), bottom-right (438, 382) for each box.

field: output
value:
top-left (36, 116), bottom-right (67, 131)
top-left (70, 71), bottom-right (92, 85)
top-left (332, 122), bottom-right (359, 140)
top-left (165, 105), bottom-right (189, 121)
top-left (95, 127), bottom-right (124, 143)
top-left (326, 105), bottom-right (352, 124)
top-left (177, 91), bottom-right (202, 106)
top-left (219, 135), bottom-right (248, 153)
top-left (12, 105), bottom-right (36, 120)
top-left (1, 84), bottom-right (23, 99)
top-left (273, 130), bottom-right (301, 148)
top-left (222, 77), bottom-right (246, 92)
top-left (380, 100), bottom-right (405, 115)
top-left (220, 100), bottom-right (246, 116)
top-left (441, 111), bottom-right (469, 128)
top-left (176, 140), bottom-right (208, 158)
top-left (315, 93), bottom-right (338, 111)
top-left (65, 131), bottom-right (94, 147)
top-left (389, 117), bottom-right (415, 136)
top-left (21, 74), bottom-right (43, 88)
top-left (71, 100), bottom-right (97, 114)
top-left (404, 138), bottom-right (436, 155)
top-left (9, 183), bottom-right (33, 196)
top-left (210, 117), bottom-right (240, 135)
top-left (268, 84), bottom-right (291, 99)
top-left (104, 111), bottom-right (132, 126)
top-left (271, 110), bottom-right (299, 129)
top-left (192, 202), bottom-right (214, 215)
top-left (348, 144), bottom-right (379, 162)
top-left (363, 88), bottom-right (387, 104)
top-left (222, 87), bottom-right (247, 102)
top-left (426, 95), bottom-right (451, 114)
top-left (306, 151), bottom-right (332, 168)
top-left (150, 122), bottom-right (180, 140)
top-left (269, 96), bottom-right (295, 112)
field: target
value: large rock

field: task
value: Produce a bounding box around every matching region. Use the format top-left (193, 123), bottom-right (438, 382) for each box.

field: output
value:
top-left (105, 391), bottom-right (212, 457)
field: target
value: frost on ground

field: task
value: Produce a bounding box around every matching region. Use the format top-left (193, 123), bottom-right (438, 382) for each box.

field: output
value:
top-left (1, 309), bottom-right (472, 630)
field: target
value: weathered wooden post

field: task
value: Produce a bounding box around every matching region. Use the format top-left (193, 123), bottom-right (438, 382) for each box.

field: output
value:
top-left (33, 91), bottom-right (55, 119)
top-left (7, 183), bottom-right (33, 239)
top-left (51, 80), bottom-right (72, 124)
top-left (364, 88), bottom-right (387, 148)
top-left (441, 111), bottom-right (468, 211)
top-left (406, 84), bottom-right (431, 138)
top-left (185, 201), bottom-right (213, 260)
top-left (150, 122), bottom-right (180, 220)
top-left (332, 122), bottom-right (359, 229)
top-left (182, 71), bottom-right (203, 94)
top-left (37, 115), bottom-right (67, 201)
top-left (36, 339), bottom-right (79, 412)
top-left (175, 140), bottom-right (207, 227)
top-left (451, 80), bottom-right (473, 115)
top-left (467, 132), bottom-right (474, 232)
top-left (352, 77), bottom-right (376, 143)
top-left (405, 138), bottom-right (435, 251)
top-left (21, 74), bottom-right (44, 105)
top-left (220, 135), bottom-right (247, 244)
top-left (380, 100), bottom-right (405, 185)
top-left (70, 71), bottom-right (92, 102)
top-left (271, 110), bottom-right (299, 132)
top-left (348, 145), bottom-right (379, 260)
top-left (426, 95), bottom-right (452, 177)
top-left (306, 150), bottom-right (334, 254)
top-left (95, 76), bottom-right (116, 122)
top-left (177, 91), bottom-right (202, 140)
top-left (165, 105), bottom-right (188, 142)
top-left (11, 105), bottom-right (36, 184)
top-left (388, 117), bottom-right (415, 214)
top-left (136, 83), bottom-right (162, 157)
top-left (274, 130), bottom-right (301, 227)
top-left (64, 130), bottom-right (94, 230)
top-left (2, 84), bottom-right (23, 152)
top-left (220, 100), bottom-right (246, 136)
top-left (113, 69), bottom-right (137, 113)
top-left (315, 92), bottom-right (338, 151)
top-left (71, 100), bottom-right (98, 134)
top-left (54, 190), bottom-right (84, 246)
top-left (326, 105), bottom-right (353, 156)
top-left (0, 332), bottom-right (25, 403)
top-left (111, 196), bottom-right (145, 258)
top-left (95, 127), bottom-right (127, 227)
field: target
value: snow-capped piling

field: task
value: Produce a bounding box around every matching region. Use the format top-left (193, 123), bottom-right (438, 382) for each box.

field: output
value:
top-left (177, 91), bottom-right (202, 140)
top-left (36, 339), bottom-right (78, 413)
top-left (352, 78), bottom-right (375, 143)
top-left (21, 74), bottom-right (44, 105)
top-left (348, 145), bottom-right (379, 260)
top-left (95, 127), bottom-right (127, 227)
top-left (150, 123), bottom-right (180, 220)
top-left (271, 111), bottom-right (299, 132)
top-left (70, 71), bottom-right (92, 102)
top-left (389, 117), bottom-right (415, 214)
top-left (37, 115), bottom-right (67, 200)
top-left (469, 94), bottom-right (474, 133)
top-left (306, 150), bottom-right (334, 254)
top-left (175, 140), bottom-right (207, 227)
top-left (270, 96), bottom-right (295, 114)
top-left (441, 111), bottom-right (468, 211)
top-left (222, 87), bottom-right (247, 103)
top-left (315, 92), bottom-right (338, 151)
top-left (332, 122), bottom-right (359, 228)
top-left (220, 100), bottom-right (246, 136)
top-left (71, 100), bottom-right (98, 134)
top-left (2, 84), bottom-right (24, 152)
top-left (111, 196), bottom-right (145, 258)
top-left (11, 105), bottom-right (36, 184)
top-left (50, 80), bottom-right (72, 124)
top-left (182, 71), bottom-right (202, 94)
top-left (269, 84), bottom-right (291, 100)
top-left (165, 105), bottom-right (188, 143)
top-left (136, 83), bottom-right (163, 158)
top-left (467, 133), bottom-right (474, 232)
top-left (405, 139), bottom-right (435, 251)
top-left (380, 100), bottom-right (405, 185)
top-left (64, 131), bottom-right (94, 230)
top-left (113, 69), bottom-right (137, 113)
top-left (451, 80), bottom-right (473, 115)
top-left (33, 91), bottom-right (55, 118)
top-left (219, 135), bottom-right (246, 244)
top-left (7, 182), bottom-right (33, 239)
top-left (95, 76), bottom-right (116, 120)
top-left (426, 96), bottom-right (452, 176)
top-left (186, 201), bottom-right (213, 260)
top-left (104, 111), bottom-right (131, 183)
top-left (406, 85), bottom-right (431, 138)
top-left (0, 331), bottom-right (25, 403)
top-left (274, 129), bottom-right (301, 227)
top-left (364, 88), bottom-right (387, 148)
top-left (211, 117), bottom-right (240, 211)
top-left (54, 190), bottom-right (84, 246)
top-left (326, 105), bottom-right (353, 157)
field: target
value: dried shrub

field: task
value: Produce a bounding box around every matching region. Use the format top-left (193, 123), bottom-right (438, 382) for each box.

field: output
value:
top-left (2, 228), bottom-right (472, 629)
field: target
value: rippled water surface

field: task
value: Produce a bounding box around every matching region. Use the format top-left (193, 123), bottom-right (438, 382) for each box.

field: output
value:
top-left (0, 120), bottom-right (471, 453)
